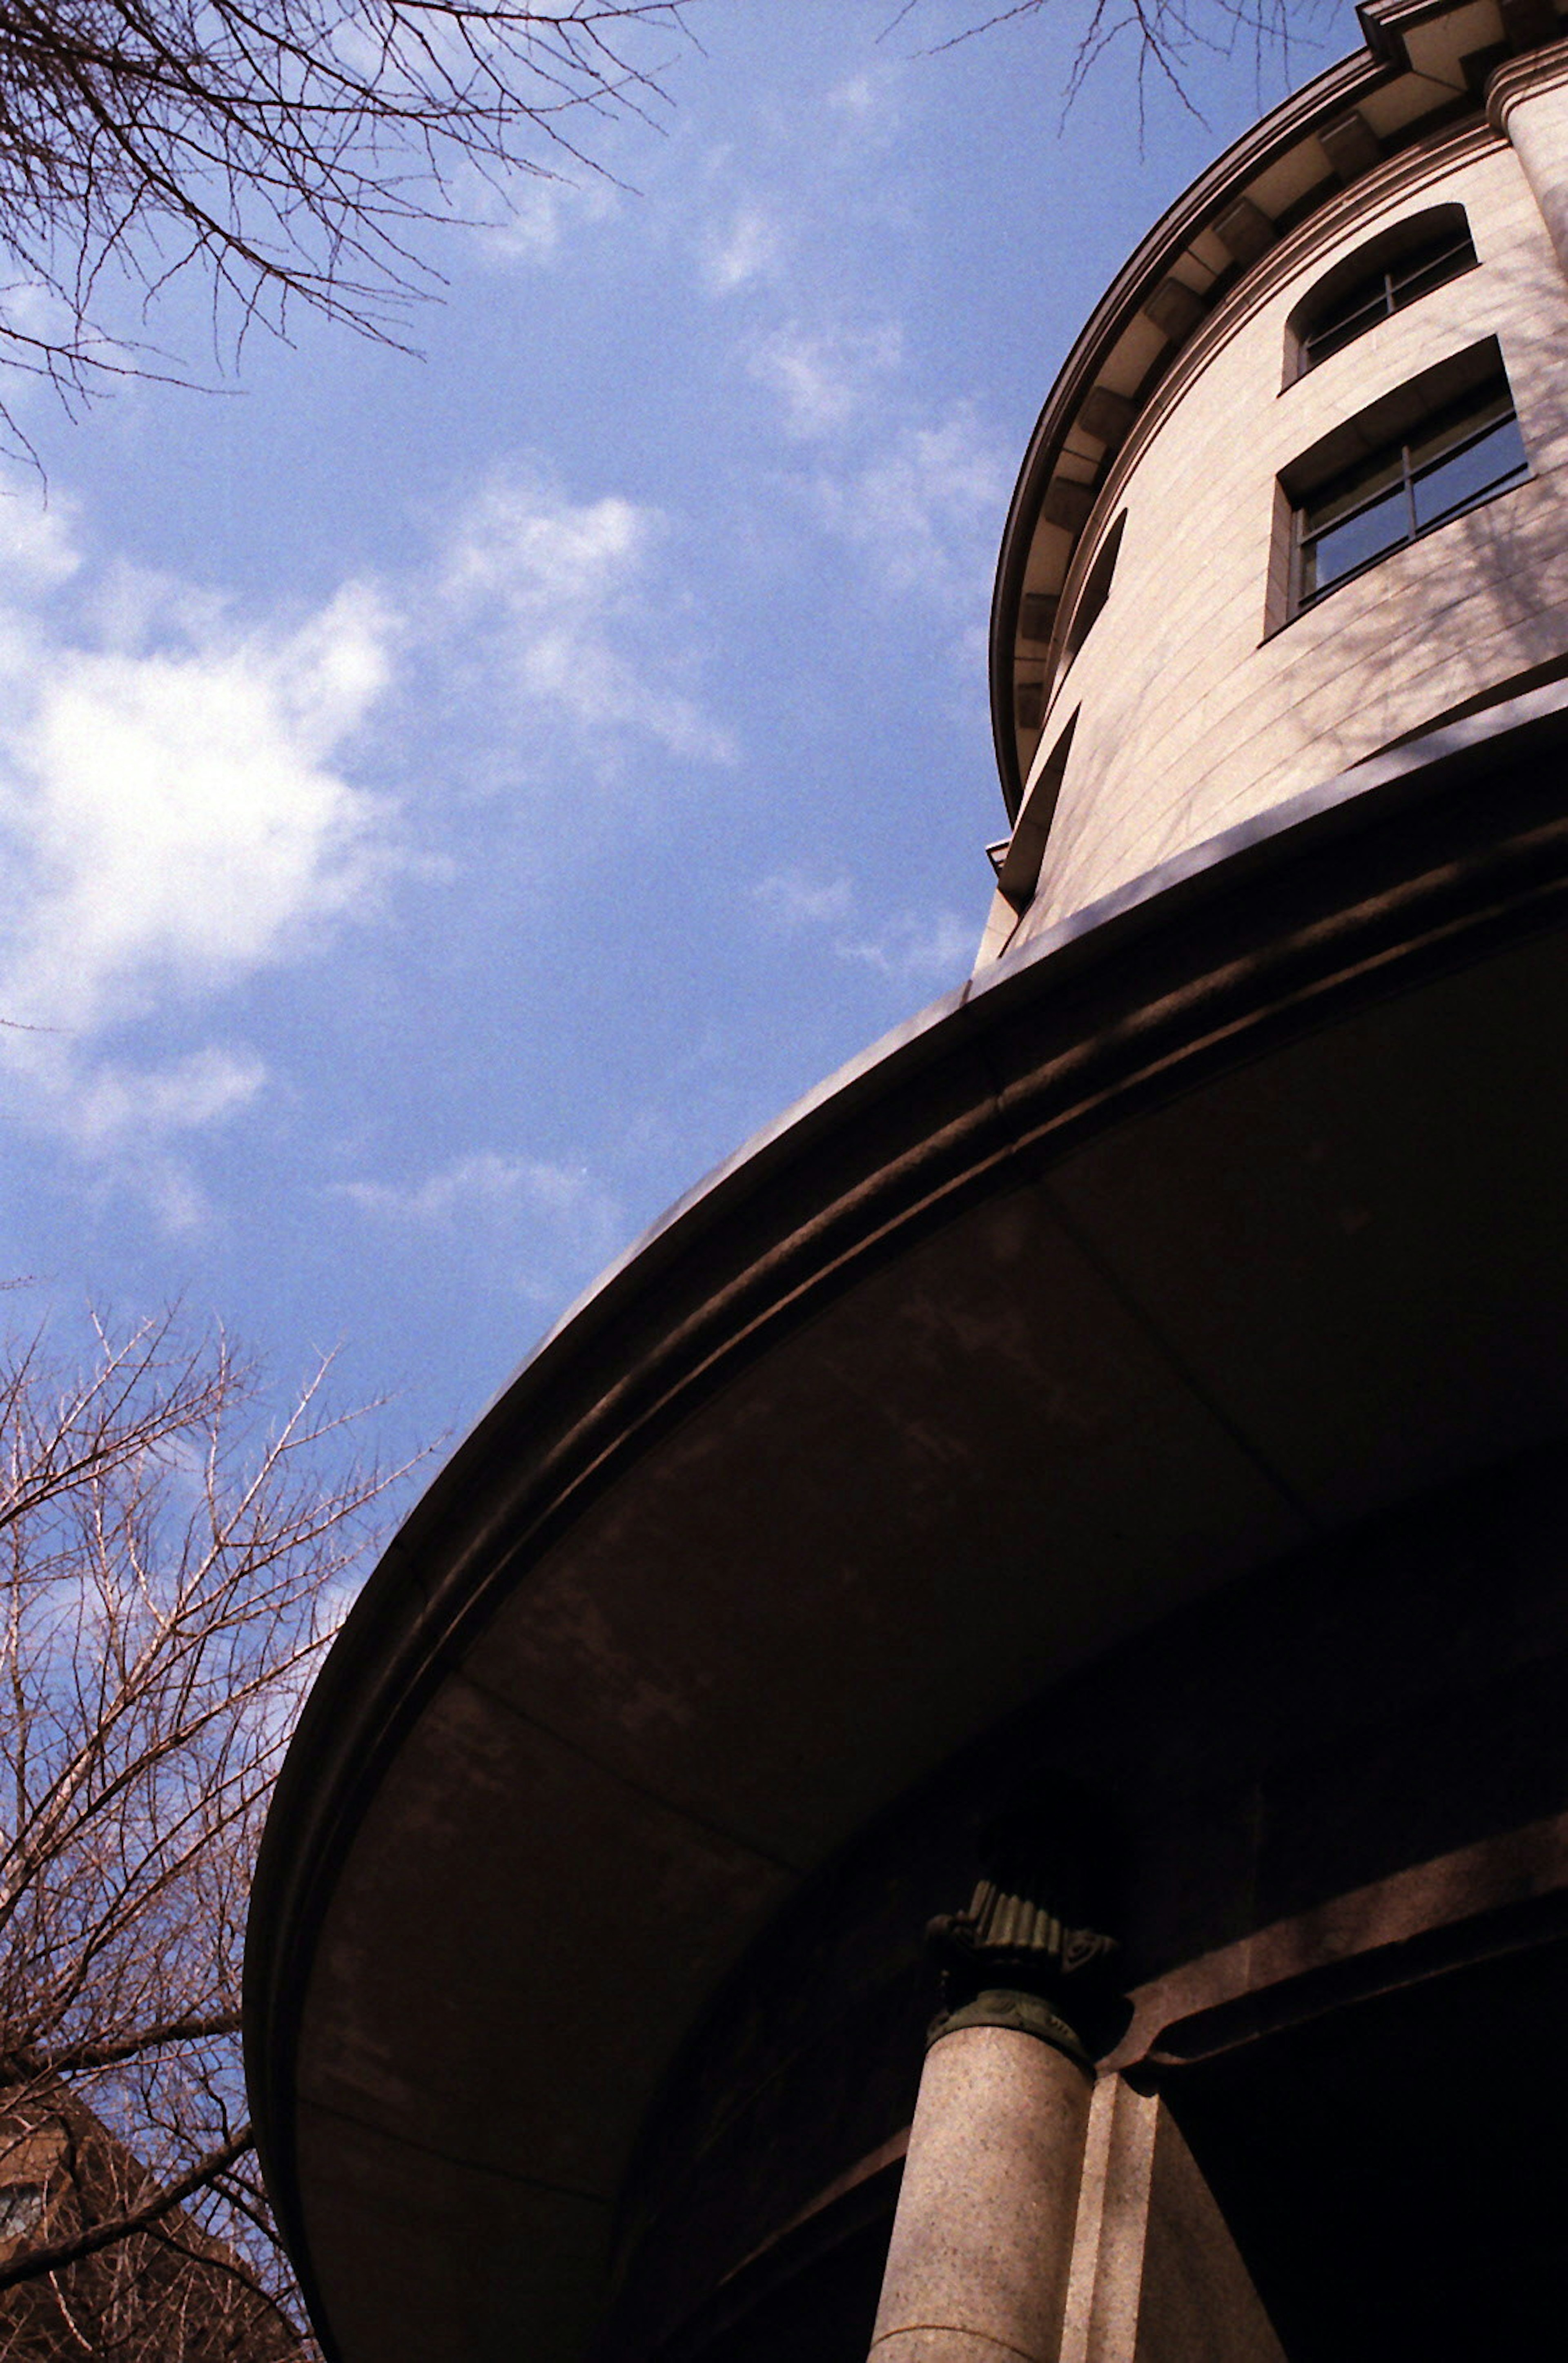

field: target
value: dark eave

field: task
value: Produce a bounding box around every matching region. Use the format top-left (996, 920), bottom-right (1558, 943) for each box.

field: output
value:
top-left (247, 679), bottom-right (1568, 2363)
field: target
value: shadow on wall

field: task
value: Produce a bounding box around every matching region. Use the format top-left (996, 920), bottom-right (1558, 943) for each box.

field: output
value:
top-left (1252, 226), bottom-right (1568, 788)
top-left (1002, 234), bottom-right (1568, 962)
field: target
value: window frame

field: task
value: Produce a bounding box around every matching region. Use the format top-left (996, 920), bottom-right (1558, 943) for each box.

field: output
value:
top-left (1294, 382), bottom-right (1527, 611)
top-left (993, 708), bottom-right (1078, 917)
top-left (1276, 338), bottom-right (1530, 628)
top-left (1285, 206), bottom-right (1478, 386)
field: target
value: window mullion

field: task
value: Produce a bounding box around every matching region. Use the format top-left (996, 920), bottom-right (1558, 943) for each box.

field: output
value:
top-left (1285, 356), bottom-right (1523, 618)
top-left (1294, 218), bottom-right (1478, 375)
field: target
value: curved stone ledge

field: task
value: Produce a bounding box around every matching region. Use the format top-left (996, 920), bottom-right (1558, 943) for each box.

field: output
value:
top-left (247, 687), bottom-right (1568, 2363)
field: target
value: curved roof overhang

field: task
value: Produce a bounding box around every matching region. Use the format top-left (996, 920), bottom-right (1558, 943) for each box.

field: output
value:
top-left (246, 679), bottom-right (1568, 2363)
top-left (991, 0), bottom-right (1544, 818)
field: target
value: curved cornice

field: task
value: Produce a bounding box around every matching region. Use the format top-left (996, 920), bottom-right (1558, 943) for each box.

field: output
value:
top-left (990, 46), bottom-right (1386, 815)
top-left (247, 679), bottom-right (1568, 2363)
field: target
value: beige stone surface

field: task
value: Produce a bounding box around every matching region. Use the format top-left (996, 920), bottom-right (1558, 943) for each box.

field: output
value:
top-left (1060, 2081), bottom-right (1284, 2363)
top-left (873, 2339), bottom-right (1047, 2362)
top-left (984, 103), bottom-right (1568, 965)
top-left (1060, 2077), bottom-right (1159, 2363)
top-left (869, 2025), bottom-right (1093, 2363)
top-left (1490, 41), bottom-right (1568, 279)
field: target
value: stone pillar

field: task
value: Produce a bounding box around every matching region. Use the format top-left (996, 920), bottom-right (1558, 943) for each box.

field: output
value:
top-left (1489, 41), bottom-right (1568, 283)
top-left (867, 1815), bottom-right (1116, 2363)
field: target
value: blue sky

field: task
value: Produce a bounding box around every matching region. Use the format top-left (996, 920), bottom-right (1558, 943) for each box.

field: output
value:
top-left (0, 0), bottom-right (1363, 1477)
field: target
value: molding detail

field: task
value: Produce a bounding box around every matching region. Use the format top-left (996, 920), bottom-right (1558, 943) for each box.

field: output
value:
top-left (1487, 32), bottom-right (1568, 130)
top-left (926, 1812), bottom-right (1119, 2070)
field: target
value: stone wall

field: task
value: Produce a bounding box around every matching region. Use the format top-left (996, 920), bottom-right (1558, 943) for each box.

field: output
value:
top-left (984, 81), bottom-right (1568, 960)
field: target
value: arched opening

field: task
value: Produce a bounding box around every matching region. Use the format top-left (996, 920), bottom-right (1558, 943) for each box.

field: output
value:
top-left (1285, 205), bottom-right (1476, 381)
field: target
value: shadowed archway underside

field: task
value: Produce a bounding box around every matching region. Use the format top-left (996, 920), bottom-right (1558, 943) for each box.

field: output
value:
top-left (246, 686), bottom-right (1568, 2363)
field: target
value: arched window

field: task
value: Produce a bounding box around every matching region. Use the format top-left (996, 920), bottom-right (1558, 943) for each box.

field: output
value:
top-left (1286, 205), bottom-right (1477, 381)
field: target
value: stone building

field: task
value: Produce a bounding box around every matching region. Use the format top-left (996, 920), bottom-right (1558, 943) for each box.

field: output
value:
top-left (246, 5), bottom-right (1568, 2358)
top-left (0, 2088), bottom-right (298, 2361)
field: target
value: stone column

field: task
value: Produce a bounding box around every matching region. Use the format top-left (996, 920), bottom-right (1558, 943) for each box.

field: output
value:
top-left (1489, 41), bottom-right (1568, 283)
top-left (867, 1816), bottom-right (1115, 2363)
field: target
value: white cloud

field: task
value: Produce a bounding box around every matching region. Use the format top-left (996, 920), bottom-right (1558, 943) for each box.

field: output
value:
top-left (56, 1047), bottom-right (270, 1232)
top-left (68, 1046), bottom-right (267, 1147)
top-left (0, 283), bottom-right (84, 415)
top-left (0, 445), bottom-right (731, 1225)
top-left (740, 304), bottom-right (1003, 642)
top-left (0, 1039), bottom-right (270, 1233)
top-left (334, 1150), bottom-right (579, 1223)
top-left (474, 173), bottom-right (620, 266)
top-left (437, 464), bottom-right (735, 764)
top-left (0, 576), bottom-right (393, 1034)
top-left (0, 479), bottom-right (397, 1216)
top-left (837, 908), bottom-right (973, 983)
top-left (753, 866), bottom-right (972, 989)
top-left (753, 870), bottom-right (854, 929)
top-left (747, 321), bottom-right (903, 440)
top-left (0, 484), bottom-right (79, 590)
top-left (702, 204), bottom-right (783, 295)
top-left (812, 405), bottom-right (1009, 609)
top-left (825, 64), bottom-right (906, 132)
top-left (334, 1149), bottom-right (625, 1299)
top-left (829, 71), bottom-right (881, 115)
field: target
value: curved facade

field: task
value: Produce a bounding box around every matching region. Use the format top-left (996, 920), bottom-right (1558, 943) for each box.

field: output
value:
top-left (247, 10), bottom-right (1568, 2363)
top-left (983, 5), bottom-right (1568, 957)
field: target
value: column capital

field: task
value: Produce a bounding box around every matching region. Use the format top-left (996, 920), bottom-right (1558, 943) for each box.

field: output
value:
top-left (926, 1808), bottom-right (1118, 2071)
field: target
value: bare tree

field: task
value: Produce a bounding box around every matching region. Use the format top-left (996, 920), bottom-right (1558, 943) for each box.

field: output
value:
top-left (889, 1), bottom-right (1338, 111)
top-left (0, 0), bottom-right (693, 434)
top-left (0, 1308), bottom-right (401, 2359)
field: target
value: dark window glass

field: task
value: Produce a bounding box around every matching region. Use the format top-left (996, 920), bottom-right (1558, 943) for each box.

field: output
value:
top-left (1296, 378), bottom-right (1526, 608)
top-left (1305, 479), bottom-right (1408, 593)
top-left (1300, 224), bottom-right (1477, 372)
top-left (1411, 393), bottom-right (1526, 530)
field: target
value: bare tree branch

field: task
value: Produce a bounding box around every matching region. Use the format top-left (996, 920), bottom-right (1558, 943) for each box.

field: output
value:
top-left (0, 2126), bottom-right (253, 2292)
top-left (27, 2010), bottom-right (243, 2077)
top-left (887, 1), bottom-right (1339, 118)
top-left (0, 0), bottom-right (696, 446)
top-left (0, 1310), bottom-right (411, 2360)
